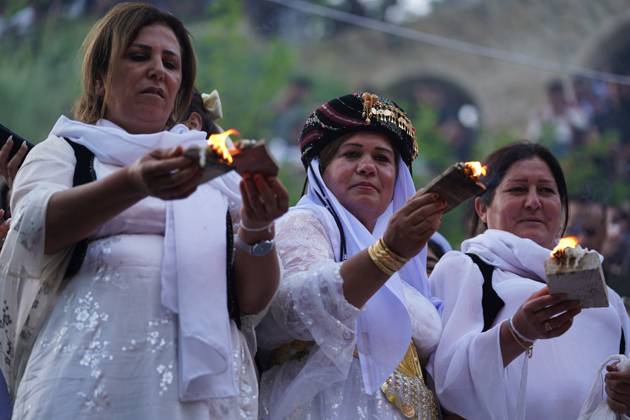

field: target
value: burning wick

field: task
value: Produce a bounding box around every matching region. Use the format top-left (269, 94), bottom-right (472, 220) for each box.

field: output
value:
top-left (551, 236), bottom-right (579, 258)
top-left (208, 128), bottom-right (240, 165)
top-left (463, 161), bottom-right (487, 181)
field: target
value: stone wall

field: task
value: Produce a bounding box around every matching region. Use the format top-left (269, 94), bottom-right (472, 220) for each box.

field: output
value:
top-left (297, 0), bottom-right (630, 133)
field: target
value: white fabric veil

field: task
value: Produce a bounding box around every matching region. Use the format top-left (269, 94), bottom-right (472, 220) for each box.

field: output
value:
top-left (293, 157), bottom-right (441, 394)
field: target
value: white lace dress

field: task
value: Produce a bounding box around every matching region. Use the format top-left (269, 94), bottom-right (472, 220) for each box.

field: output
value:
top-left (257, 209), bottom-right (442, 420)
top-left (9, 135), bottom-right (259, 419)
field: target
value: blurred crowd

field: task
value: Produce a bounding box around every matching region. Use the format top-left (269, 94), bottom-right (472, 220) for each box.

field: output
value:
top-left (525, 76), bottom-right (630, 302)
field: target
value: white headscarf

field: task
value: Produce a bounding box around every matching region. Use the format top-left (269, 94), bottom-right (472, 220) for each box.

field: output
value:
top-left (294, 157), bottom-right (441, 394)
top-left (51, 115), bottom-right (238, 400)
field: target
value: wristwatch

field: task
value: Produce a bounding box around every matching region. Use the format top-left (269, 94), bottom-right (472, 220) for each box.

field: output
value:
top-left (234, 236), bottom-right (275, 257)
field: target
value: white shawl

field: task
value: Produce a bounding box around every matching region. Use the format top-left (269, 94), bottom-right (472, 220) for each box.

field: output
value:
top-left (294, 158), bottom-right (440, 394)
top-left (431, 229), bottom-right (620, 420)
top-left (8, 115), bottom-right (239, 401)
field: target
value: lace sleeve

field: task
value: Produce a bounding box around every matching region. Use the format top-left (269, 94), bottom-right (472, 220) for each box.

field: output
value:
top-left (257, 210), bottom-right (360, 355)
top-left (275, 209), bottom-right (335, 277)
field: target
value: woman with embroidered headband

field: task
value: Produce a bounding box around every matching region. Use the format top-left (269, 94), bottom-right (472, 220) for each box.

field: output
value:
top-left (0, 3), bottom-right (287, 419)
top-left (257, 92), bottom-right (447, 419)
top-left (429, 142), bottom-right (630, 419)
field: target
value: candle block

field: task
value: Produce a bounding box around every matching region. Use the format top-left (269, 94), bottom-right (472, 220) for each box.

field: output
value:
top-left (418, 162), bottom-right (486, 212)
top-left (545, 246), bottom-right (608, 308)
top-left (184, 140), bottom-right (279, 183)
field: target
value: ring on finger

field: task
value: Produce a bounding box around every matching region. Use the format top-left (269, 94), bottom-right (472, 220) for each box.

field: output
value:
top-left (544, 321), bottom-right (553, 332)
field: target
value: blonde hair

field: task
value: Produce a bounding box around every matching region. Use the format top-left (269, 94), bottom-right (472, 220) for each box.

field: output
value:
top-left (73, 2), bottom-right (196, 126)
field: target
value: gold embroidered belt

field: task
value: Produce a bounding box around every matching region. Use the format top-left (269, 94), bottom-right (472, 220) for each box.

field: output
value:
top-left (271, 341), bottom-right (439, 419)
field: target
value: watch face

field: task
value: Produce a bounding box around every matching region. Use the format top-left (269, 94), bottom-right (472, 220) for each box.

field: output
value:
top-left (252, 240), bottom-right (274, 256)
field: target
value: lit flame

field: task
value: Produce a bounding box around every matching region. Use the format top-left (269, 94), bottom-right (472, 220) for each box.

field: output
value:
top-left (208, 128), bottom-right (240, 165)
top-left (463, 161), bottom-right (487, 181)
top-left (551, 236), bottom-right (579, 257)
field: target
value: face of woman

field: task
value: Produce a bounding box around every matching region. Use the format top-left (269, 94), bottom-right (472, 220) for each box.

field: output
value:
top-left (103, 24), bottom-right (182, 134)
top-left (476, 157), bottom-right (563, 249)
top-left (323, 132), bottom-right (396, 231)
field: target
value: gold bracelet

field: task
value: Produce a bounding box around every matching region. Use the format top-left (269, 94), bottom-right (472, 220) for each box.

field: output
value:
top-left (375, 238), bottom-right (407, 272)
top-left (368, 243), bottom-right (396, 276)
top-left (506, 319), bottom-right (533, 358)
top-left (367, 238), bottom-right (408, 277)
top-left (377, 238), bottom-right (407, 265)
top-left (369, 241), bottom-right (398, 274)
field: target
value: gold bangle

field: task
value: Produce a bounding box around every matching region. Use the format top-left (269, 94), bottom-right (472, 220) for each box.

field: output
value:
top-left (376, 239), bottom-right (407, 271)
top-left (367, 238), bottom-right (409, 277)
top-left (368, 243), bottom-right (396, 276)
top-left (377, 238), bottom-right (407, 265)
top-left (506, 319), bottom-right (533, 358)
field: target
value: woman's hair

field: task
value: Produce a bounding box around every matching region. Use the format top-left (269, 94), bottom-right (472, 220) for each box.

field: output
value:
top-left (181, 89), bottom-right (221, 135)
top-left (469, 141), bottom-right (569, 237)
top-left (318, 131), bottom-right (401, 175)
top-left (73, 2), bottom-right (196, 125)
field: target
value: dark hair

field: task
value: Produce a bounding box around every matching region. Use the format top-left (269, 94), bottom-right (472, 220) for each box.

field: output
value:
top-left (74, 2), bottom-right (196, 125)
top-left (181, 89), bottom-right (221, 135)
top-left (469, 141), bottom-right (569, 237)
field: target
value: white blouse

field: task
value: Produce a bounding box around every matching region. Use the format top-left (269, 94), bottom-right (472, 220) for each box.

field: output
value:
top-left (6, 134), bottom-right (260, 419)
top-left (430, 247), bottom-right (630, 420)
top-left (257, 209), bottom-right (442, 419)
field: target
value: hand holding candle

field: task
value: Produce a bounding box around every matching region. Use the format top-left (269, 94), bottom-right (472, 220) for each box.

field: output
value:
top-left (184, 128), bottom-right (279, 183)
top-left (418, 161), bottom-right (487, 212)
top-left (545, 236), bottom-right (609, 308)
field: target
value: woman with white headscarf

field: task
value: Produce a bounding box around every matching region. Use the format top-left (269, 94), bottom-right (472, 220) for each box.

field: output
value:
top-left (257, 92), bottom-right (447, 419)
top-left (430, 142), bottom-right (630, 420)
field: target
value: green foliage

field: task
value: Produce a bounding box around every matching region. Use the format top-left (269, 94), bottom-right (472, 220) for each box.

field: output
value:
top-left (0, 20), bottom-right (87, 142)
top-left (560, 132), bottom-right (629, 205)
top-left (192, 24), bottom-right (296, 138)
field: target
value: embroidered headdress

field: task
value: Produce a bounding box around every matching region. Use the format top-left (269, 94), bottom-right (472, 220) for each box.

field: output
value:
top-left (298, 92), bottom-right (418, 167)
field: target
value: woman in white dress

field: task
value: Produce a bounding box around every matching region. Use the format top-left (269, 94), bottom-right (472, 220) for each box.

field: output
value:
top-left (430, 142), bottom-right (630, 419)
top-left (0, 3), bottom-right (287, 419)
top-left (257, 92), bottom-right (446, 419)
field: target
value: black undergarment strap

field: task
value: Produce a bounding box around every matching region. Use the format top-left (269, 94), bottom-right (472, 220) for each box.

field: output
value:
top-left (466, 253), bottom-right (504, 332)
top-left (226, 211), bottom-right (240, 328)
top-left (63, 138), bottom-right (95, 279)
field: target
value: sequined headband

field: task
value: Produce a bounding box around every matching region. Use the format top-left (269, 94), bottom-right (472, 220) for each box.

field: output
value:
top-left (298, 91), bottom-right (419, 167)
top-left (361, 92), bottom-right (416, 143)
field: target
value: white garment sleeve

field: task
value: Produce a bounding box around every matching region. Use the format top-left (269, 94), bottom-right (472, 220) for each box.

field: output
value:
top-left (0, 135), bottom-right (76, 395)
top-left (429, 251), bottom-right (516, 420)
top-left (257, 210), bottom-right (360, 354)
top-left (9, 134), bottom-right (75, 287)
